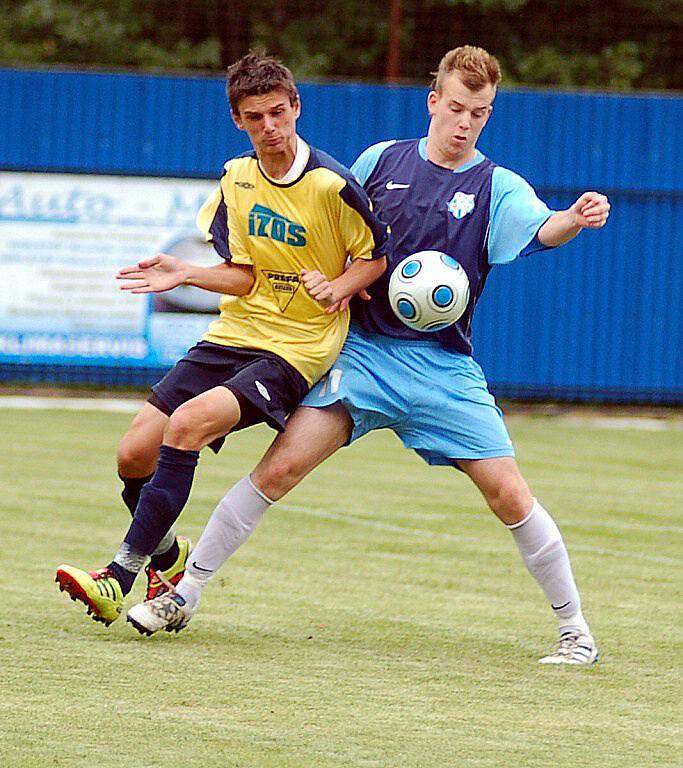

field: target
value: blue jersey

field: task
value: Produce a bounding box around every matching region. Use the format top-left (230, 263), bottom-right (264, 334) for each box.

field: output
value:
top-left (351, 138), bottom-right (554, 355)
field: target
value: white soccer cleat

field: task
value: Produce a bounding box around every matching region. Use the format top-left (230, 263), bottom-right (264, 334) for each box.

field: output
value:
top-left (126, 591), bottom-right (194, 636)
top-left (539, 631), bottom-right (599, 665)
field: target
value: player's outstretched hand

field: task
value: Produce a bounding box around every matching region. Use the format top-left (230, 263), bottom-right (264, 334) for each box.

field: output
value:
top-left (116, 253), bottom-right (190, 293)
top-left (571, 191), bottom-right (610, 229)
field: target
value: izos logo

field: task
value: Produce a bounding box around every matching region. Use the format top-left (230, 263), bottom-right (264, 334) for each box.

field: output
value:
top-left (248, 204), bottom-right (306, 246)
top-left (447, 192), bottom-right (475, 220)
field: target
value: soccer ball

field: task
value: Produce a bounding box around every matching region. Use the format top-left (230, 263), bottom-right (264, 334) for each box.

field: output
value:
top-left (388, 251), bottom-right (470, 332)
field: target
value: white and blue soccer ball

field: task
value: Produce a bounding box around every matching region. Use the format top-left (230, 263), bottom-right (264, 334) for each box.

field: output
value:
top-left (388, 250), bottom-right (470, 332)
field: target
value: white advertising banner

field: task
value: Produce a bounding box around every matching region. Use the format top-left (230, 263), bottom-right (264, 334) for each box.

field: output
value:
top-left (0, 172), bottom-right (220, 367)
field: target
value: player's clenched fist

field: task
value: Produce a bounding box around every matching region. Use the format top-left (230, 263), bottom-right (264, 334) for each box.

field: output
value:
top-left (300, 269), bottom-right (340, 308)
top-left (571, 191), bottom-right (611, 229)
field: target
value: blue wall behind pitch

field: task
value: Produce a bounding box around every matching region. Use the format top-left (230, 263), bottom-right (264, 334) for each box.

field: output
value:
top-left (1, 67), bottom-right (681, 402)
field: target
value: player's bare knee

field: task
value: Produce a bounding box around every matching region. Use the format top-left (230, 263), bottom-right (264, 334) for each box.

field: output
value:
top-left (165, 401), bottom-right (238, 450)
top-left (251, 459), bottom-right (290, 499)
top-left (489, 478), bottom-right (532, 524)
top-left (116, 435), bottom-right (156, 477)
top-left (252, 455), bottom-right (303, 500)
top-left (164, 404), bottom-right (207, 449)
top-left (116, 443), bottom-right (137, 476)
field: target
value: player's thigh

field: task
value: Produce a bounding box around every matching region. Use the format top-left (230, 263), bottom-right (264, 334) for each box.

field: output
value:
top-left (457, 456), bottom-right (532, 525)
top-left (252, 404), bottom-right (353, 500)
top-left (117, 402), bottom-right (169, 475)
top-left (165, 386), bottom-right (242, 449)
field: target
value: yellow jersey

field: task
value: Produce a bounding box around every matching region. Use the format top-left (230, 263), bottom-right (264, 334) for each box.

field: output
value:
top-left (196, 141), bottom-right (388, 385)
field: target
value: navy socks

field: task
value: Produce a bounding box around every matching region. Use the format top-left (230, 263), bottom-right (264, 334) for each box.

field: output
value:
top-left (111, 445), bottom-right (199, 596)
top-left (120, 473), bottom-right (153, 516)
top-left (125, 445), bottom-right (199, 555)
top-left (108, 560), bottom-right (137, 595)
top-left (120, 472), bottom-right (180, 571)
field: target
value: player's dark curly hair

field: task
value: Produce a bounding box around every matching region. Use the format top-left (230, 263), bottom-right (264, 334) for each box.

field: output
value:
top-left (226, 50), bottom-right (299, 115)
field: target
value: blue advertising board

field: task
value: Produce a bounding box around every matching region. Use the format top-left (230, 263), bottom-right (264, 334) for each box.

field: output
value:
top-left (0, 172), bottom-right (219, 369)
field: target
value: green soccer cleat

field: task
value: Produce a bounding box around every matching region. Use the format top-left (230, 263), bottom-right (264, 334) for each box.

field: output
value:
top-left (55, 564), bottom-right (124, 626)
top-left (144, 536), bottom-right (192, 602)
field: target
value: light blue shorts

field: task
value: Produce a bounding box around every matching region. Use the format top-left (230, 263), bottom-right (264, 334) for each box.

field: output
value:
top-left (303, 326), bottom-right (515, 466)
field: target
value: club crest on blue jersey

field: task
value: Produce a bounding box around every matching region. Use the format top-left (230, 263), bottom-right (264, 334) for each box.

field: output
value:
top-left (248, 204), bottom-right (307, 246)
top-left (447, 192), bottom-right (475, 220)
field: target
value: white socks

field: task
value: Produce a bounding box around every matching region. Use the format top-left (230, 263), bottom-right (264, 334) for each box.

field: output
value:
top-left (176, 474), bottom-right (273, 610)
top-left (507, 498), bottom-right (590, 636)
top-left (173, 482), bottom-right (589, 639)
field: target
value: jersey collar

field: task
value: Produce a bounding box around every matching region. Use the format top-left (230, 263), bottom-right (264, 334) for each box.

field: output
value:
top-left (259, 135), bottom-right (311, 185)
top-left (417, 137), bottom-right (485, 173)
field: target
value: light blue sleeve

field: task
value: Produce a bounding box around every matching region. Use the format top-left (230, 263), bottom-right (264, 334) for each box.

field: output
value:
top-left (488, 166), bottom-right (555, 265)
top-left (351, 140), bottom-right (397, 185)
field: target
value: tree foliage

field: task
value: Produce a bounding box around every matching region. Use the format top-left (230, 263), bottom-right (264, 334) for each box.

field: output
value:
top-left (0, 0), bottom-right (221, 69)
top-left (0, 0), bottom-right (679, 89)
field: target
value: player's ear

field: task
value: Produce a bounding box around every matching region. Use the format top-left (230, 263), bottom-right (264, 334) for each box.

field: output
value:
top-left (232, 110), bottom-right (245, 131)
top-left (485, 90), bottom-right (496, 119)
top-left (427, 90), bottom-right (438, 116)
top-left (292, 93), bottom-right (301, 119)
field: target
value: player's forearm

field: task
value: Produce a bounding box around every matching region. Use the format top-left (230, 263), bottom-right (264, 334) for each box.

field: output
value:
top-left (537, 209), bottom-right (583, 247)
top-left (329, 257), bottom-right (387, 300)
top-left (185, 263), bottom-right (254, 296)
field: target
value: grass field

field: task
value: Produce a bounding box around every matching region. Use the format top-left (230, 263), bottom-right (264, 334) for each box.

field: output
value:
top-left (1, 405), bottom-right (681, 767)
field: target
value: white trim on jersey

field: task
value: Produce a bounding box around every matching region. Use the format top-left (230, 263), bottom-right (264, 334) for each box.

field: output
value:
top-left (258, 135), bottom-right (311, 185)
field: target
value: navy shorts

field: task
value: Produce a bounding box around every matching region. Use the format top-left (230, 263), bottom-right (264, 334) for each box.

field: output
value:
top-left (150, 341), bottom-right (309, 451)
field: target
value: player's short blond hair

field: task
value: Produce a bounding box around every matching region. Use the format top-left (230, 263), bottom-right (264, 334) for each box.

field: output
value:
top-left (431, 46), bottom-right (502, 92)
